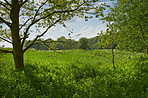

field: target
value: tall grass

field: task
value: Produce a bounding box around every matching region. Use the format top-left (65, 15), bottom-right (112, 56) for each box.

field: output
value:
top-left (0, 49), bottom-right (147, 97)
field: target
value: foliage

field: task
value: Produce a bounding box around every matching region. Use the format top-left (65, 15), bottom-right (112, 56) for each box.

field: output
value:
top-left (101, 0), bottom-right (148, 53)
top-left (78, 37), bottom-right (89, 49)
top-left (0, 49), bottom-right (147, 97)
top-left (0, 0), bottom-right (107, 69)
top-left (97, 23), bottom-right (118, 71)
top-left (25, 36), bottom-right (103, 50)
top-left (89, 36), bottom-right (102, 49)
top-left (0, 51), bottom-right (6, 59)
top-left (98, 23), bottom-right (117, 49)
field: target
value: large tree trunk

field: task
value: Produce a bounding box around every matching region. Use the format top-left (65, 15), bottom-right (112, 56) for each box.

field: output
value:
top-left (12, 44), bottom-right (24, 69)
top-left (11, 0), bottom-right (24, 69)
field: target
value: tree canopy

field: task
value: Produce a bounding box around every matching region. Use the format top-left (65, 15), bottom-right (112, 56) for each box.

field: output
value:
top-left (101, 0), bottom-right (148, 53)
top-left (0, 0), bottom-right (107, 69)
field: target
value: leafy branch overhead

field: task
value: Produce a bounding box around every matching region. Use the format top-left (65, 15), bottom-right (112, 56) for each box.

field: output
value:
top-left (0, 0), bottom-right (107, 69)
top-left (0, 0), bottom-right (106, 51)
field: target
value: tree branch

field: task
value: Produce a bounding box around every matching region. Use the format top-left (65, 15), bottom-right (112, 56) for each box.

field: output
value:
top-left (4, 0), bottom-right (11, 6)
top-left (19, 17), bottom-right (33, 30)
top-left (22, 2), bottom-right (85, 50)
top-left (19, 0), bottom-right (28, 8)
top-left (32, 0), bottom-right (48, 22)
top-left (5, 32), bottom-right (12, 41)
top-left (0, 1), bottom-right (11, 11)
top-left (23, 18), bottom-right (61, 52)
top-left (35, 2), bottom-right (85, 22)
top-left (21, 0), bottom-right (48, 47)
top-left (23, 2), bottom-right (85, 40)
top-left (0, 17), bottom-right (11, 27)
top-left (0, 37), bottom-right (12, 44)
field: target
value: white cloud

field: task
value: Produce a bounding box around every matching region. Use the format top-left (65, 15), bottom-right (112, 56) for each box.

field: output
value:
top-left (60, 27), bottom-right (67, 33)
top-left (79, 25), bottom-right (93, 34)
top-left (65, 17), bottom-right (83, 26)
top-left (94, 23), bottom-right (107, 34)
top-left (42, 24), bottom-right (70, 40)
top-left (76, 25), bottom-right (96, 39)
top-left (95, 1), bottom-right (113, 6)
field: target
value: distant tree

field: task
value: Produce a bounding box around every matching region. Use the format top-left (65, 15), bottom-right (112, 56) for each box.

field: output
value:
top-left (49, 42), bottom-right (58, 52)
top-left (56, 42), bottom-right (66, 50)
top-left (79, 37), bottom-right (89, 49)
top-left (66, 39), bottom-right (78, 49)
top-left (56, 36), bottom-right (67, 49)
top-left (89, 36), bottom-right (102, 49)
top-left (57, 36), bottom-right (66, 42)
top-left (25, 39), bottom-right (49, 50)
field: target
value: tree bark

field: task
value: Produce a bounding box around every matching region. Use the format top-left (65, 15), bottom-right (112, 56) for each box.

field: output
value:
top-left (12, 45), bottom-right (24, 69)
top-left (11, 0), bottom-right (24, 69)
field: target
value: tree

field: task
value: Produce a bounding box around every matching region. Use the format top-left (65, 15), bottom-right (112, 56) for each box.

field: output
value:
top-left (98, 23), bottom-right (118, 71)
top-left (89, 36), bottom-right (102, 49)
top-left (65, 39), bottom-right (78, 49)
top-left (102, 0), bottom-right (148, 54)
top-left (57, 36), bottom-right (66, 42)
top-left (0, 0), bottom-right (106, 69)
top-left (79, 37), bottom-right (89, 49)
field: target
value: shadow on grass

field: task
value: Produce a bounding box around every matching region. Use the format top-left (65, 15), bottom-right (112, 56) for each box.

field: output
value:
top-left (23, 63), bottom-right (76, 97)
top-left (23, 64), bottom-right (53, 97)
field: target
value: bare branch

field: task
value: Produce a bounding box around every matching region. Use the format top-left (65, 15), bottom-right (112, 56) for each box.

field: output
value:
top-left (23, 18), bottom-right (61, 52)
top-left (19, 0), bottom-right (28, 8)
top-left (0, 37), bottom-right (12, 44)
top-left (23, 2), bottom-right (85, 39)
top-left (20, 33), bottom-right (30, 40)
top-left (22, 2), bottom-right (85, 50)
top-left (32, 0), bottom-right (48, 22)
top-left (34, 2), bottom-right (85, 23)
top-left (4, 33), bottom-right (12, 41)
top-left (0, 49), bottom-right (13, 53)
top-left (19, 17), bottom-right (33, 30)
top-left (4, 0), bottom-right (11, 6)
top-left (0, 1), bottom-right (11, 11)
top-left (20, 0), bottom-right (23, 3)
top-left (0, 17), bottom-right (11, 27)
top-left (19, 0), bottom-right (49, 30)
top-left (21, 0), bottom-right (48, 47)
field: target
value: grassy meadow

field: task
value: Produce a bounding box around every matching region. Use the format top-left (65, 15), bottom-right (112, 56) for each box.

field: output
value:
top-left (0, 49), bottom-right (148, 97)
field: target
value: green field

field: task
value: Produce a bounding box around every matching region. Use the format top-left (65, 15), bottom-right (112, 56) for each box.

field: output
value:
top-left (0, 49), bottom-right (148, 98)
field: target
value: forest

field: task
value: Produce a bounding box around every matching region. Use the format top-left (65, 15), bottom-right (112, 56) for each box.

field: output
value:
top-left (0, 0), bottom-right (148, 97)
top-left (25, 36), bottom-right (102, 50)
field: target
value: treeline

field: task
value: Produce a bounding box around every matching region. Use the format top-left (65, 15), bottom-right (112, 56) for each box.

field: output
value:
top-left (25, 36), bottom-right (107, 50)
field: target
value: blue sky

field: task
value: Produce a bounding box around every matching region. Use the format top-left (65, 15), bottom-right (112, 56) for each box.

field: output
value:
top-left (0, 0), bottom-right (116, 47)
top-left (33, 0), bottom-right (116, 40)
top-left (34, 0), bottom-right (116, 40)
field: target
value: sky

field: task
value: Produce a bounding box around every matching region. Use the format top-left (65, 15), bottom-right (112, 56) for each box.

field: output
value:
top-left (39, 0), bottom-right (115, 40)
top-left (0, 0), bottom-right (116, 47)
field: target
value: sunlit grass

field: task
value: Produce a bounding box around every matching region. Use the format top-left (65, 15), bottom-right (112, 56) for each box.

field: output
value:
top-left (0, 49), bottom-right (147, 97)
